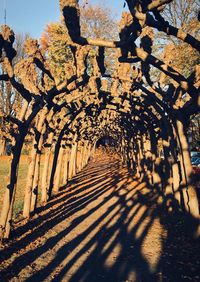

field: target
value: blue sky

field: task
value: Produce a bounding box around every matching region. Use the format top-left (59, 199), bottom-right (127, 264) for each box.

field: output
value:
top-left (0, 0), bottom-right (125, 39)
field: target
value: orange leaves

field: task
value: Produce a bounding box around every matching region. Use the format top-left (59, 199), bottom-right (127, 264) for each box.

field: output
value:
top-left (40, 32), bottom-right (49, 52)
top-left (80, 3), bottom-right (117, 40)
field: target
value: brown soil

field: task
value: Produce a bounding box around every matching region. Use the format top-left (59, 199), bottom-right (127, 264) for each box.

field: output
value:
top-left (0, 153), bottom-right (200, 282)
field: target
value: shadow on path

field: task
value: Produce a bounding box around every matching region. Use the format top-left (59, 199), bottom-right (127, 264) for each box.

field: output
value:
top-left (0, 155), bottom-right (200, 282)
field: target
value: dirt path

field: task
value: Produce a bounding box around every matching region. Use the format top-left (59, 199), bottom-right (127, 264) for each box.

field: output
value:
top-left (0, 153), bottom-right (200, 282)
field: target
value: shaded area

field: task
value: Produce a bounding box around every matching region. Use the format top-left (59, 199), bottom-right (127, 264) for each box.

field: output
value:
top-left (96, 136), bottom-right (117, 147)
top-left (0, 153), bottom-right (200, 282)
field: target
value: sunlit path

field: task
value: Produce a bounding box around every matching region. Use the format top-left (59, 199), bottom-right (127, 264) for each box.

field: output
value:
top-left (0, 152), bottom-right (200, 282)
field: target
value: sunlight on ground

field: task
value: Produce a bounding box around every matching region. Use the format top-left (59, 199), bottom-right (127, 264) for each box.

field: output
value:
top-left (2, 155), bottom-right (198, 282)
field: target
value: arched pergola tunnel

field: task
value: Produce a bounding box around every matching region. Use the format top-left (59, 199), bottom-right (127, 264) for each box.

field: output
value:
top-left (0, 0), bottom-right (199, 240)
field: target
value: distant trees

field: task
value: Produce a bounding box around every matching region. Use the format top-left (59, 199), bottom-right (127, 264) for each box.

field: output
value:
top-left (40, 23), bottom-right (73, 85)
top-left (80, 3), bottom-right (117, 40)
top-left (162, 0), bottom-right (199, 28)
top-left (161, 0), bottom-right (200, 77)
top-left (40, 3), bottom-right (118, 81)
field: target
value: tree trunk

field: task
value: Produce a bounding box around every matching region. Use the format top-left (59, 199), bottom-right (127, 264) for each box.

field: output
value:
top-left (176, 119), bottom-right (199, 218)
top-left (23, 139), bottom-right (38, 218)
top-left (62, 149), bottom-right (69, 186)
top-left (143, 136), bottom-right (153, 184)
top-left (0, 131), bottom-right (26, 239)
top-left (162, 138), bottom-right (173, 196)
top-left (53, 145), bottom-right (64, 194)
top-left (30, 153), bottom-right (40, 213)
top-left (84, 142), bottom-right (92, 167)
top-left (23, 110), bottom-right (47, 218)
top-left (137, 139), bottom-right (143, 179)
top-left (30, 123), bottom-right (46, 213)
top-left (41, 132), bottom-right (54, 204)
top-left (81, 141), bottom-right (88, 168)
top-left (68, 142), bottom-right (78, 180)
top-left (0, 138), bottom-right (6, 156)
top-left (76, 144), bottom-right (82, 173)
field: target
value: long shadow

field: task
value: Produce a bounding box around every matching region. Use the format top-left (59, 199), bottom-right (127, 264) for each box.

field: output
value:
top-left (0, 159), bottom-right (126, 275)
top-left (26, 179), bottom-right (148, 281)
top-left (0, 162), bottom-right (121, 262)
top-left (0, 157), bottom-right (200, 282)
top-left (156, 197), bottom-right (200, 281)
top-left (12, 159), bottom-right (119, 236)
top-left (50, 189), bottom-right (158, 282)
